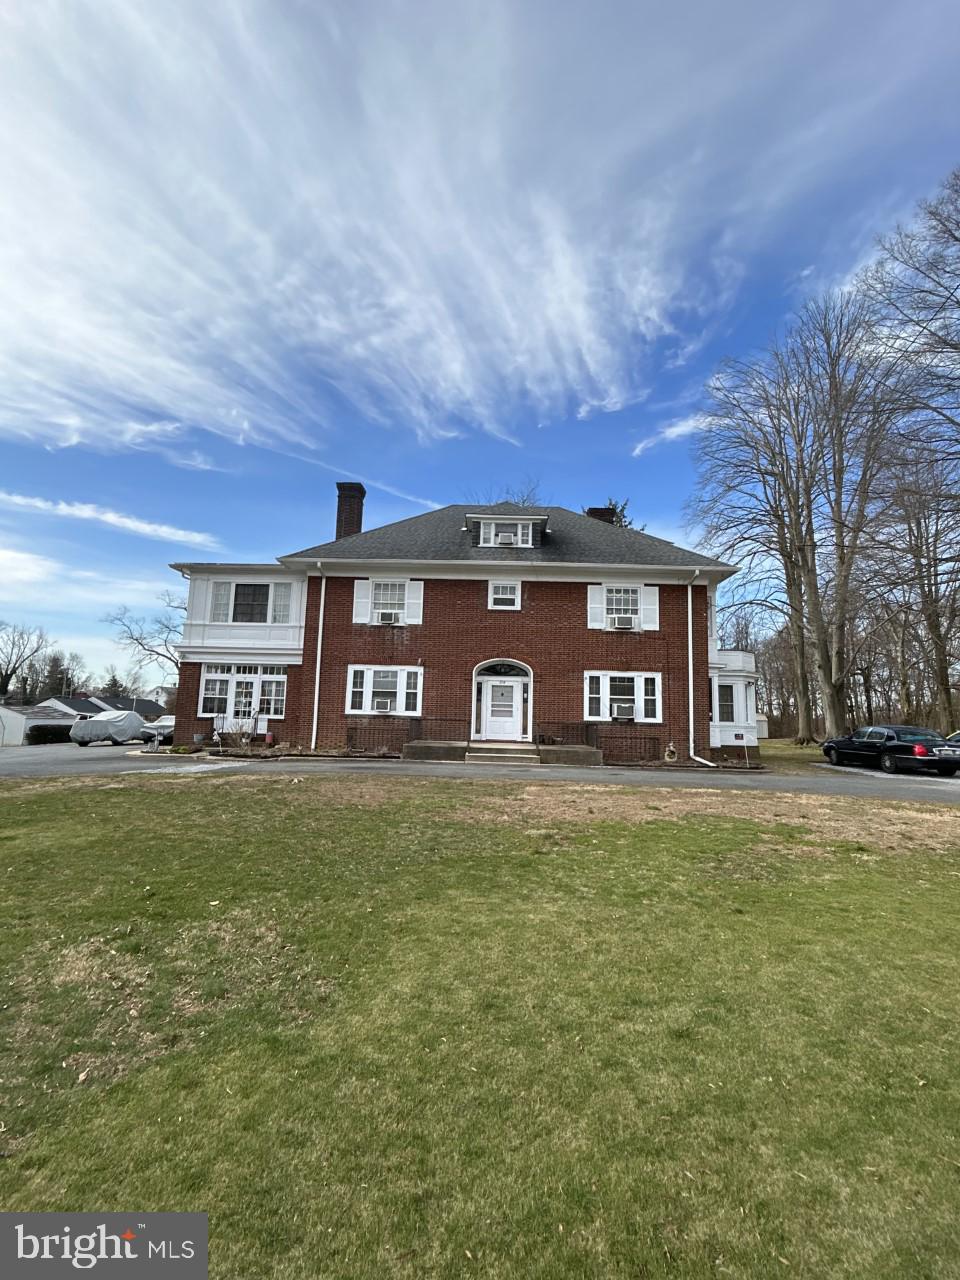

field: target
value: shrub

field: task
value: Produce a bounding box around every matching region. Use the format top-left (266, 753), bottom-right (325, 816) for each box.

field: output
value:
top-left (25, 724), bottom-right (73, 746)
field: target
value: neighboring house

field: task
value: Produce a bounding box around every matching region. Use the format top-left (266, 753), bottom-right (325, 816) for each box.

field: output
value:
top-left (0, 703), bottom-right (76, 747)
top-left (36, 696), bottom-right (103, 719)
top-left (89, 695), bottom-right (166, 720)
top-left (145, 684), bottom-right (177, 707)
top-left (171, 483), bottom-right (758, 763)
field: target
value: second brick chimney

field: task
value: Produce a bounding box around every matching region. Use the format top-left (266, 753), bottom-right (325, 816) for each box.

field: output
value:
top-left (584, 505), bottom-right (616, 524)
top-left (335, 482), bottom-right (366, 539)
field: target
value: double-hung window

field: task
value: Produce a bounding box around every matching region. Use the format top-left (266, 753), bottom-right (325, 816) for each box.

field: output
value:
top-left (345, 665), bottom-right (423, 715)
top-left (200, 677), bottom-right (229, 715)
top-left (208, 581), bottom-right (295, 625)
top-left (372, 580), bottom-right (406, 623)
top-left (198, 664), bottom-right (289, 722)
top-left (583, 672), bottom-right (662, 722)
top-left (587, 584), bottom-right (659, 630)
top-left (352, 579), bottom-right (423, 625)
top-left (716, 682), bottom-right (735, 723)
top-left (479, 520), bottom-right (532, 547)
top-left (488, 580), bottom-right (521, 610)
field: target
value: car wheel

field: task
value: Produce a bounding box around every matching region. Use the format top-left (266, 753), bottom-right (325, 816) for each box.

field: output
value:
top-left (826, 747), bottom-right (841, 765)
top-left (75, 740), bottom-right (89, 747)
top-left (880, 752), bottom-right (899, 774)
top-left (937, 766), bottom-right (957, 778)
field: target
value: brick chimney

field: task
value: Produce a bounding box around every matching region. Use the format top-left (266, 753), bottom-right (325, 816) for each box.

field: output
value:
top-left (584, 505), bottom-right (615, 524)
top-left (335, 482), bottom-right (366, 539)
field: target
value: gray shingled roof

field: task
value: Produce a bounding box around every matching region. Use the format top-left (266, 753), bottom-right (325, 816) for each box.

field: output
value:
top-left (0, 704), bottom-right (75, 720)
top-left (39, 696), bottom-right (103, 715)
top-left (282, 503), bottom-right (732, 571)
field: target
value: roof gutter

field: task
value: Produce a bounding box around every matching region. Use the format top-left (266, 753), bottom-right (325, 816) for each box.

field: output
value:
top-left (687, 571), bottom-right (716, 768)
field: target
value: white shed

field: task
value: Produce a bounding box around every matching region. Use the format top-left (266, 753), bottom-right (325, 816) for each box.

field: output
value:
top-left (0, 704), bottom-right (76, 747)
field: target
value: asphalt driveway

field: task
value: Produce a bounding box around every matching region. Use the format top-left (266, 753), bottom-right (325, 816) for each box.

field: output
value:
top-left (2, 742), bottom-right (960, 805)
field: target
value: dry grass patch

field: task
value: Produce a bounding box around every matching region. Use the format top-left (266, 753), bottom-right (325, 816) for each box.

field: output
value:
top-left (499, 782), bottom-right (960, 851)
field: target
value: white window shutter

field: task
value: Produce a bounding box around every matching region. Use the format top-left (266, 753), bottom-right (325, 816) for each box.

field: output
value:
top-left (641, 585), bottom-right (659, 630)
top-left (353, 579), bottom-right (372, 624)
top-left (405, 580), bottom-right (423, 625)
top-left (587, 584), bottom-right (605, 629)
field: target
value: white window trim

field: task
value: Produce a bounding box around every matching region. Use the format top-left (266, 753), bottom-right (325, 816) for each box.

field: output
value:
top-left (353, 578), bottom-right (423, 626)
top-left (197, 663), bottom-right (289, 720)
top-left (209, 580), bottom-right (294, 625)
top-left (479, 520), bottom-right (533, 547)
top-left (488, 580), bottom-right (522, 610)
top-left (345, 664), bottom-right (423, 716)
top-left (587, 583), bottom-right (660, 631)
top-left (583, 671), bottom-right (662, 723)
top-left (370, 578), bottom-right (408, 625)
top-left (715, 680), bottom-right (736, 724)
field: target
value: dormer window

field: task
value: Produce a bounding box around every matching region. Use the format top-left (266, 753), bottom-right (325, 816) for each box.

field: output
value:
top-left (480, 520), bottom-right (533, 548)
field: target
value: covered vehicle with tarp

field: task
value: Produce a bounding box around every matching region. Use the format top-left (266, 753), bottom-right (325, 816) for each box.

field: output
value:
top-left (70, 709), bottom-right (145, 746)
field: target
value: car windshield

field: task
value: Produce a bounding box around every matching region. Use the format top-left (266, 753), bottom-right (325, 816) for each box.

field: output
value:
top-left (896, 729), bottom-right (946, 743)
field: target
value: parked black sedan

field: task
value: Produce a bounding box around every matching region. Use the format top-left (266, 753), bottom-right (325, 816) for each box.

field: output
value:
top-left (822, 725), bottom-right (960, 776)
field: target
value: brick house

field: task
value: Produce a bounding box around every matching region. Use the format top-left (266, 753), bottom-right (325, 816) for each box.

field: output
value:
top-left (171, 483), bottom-right (758, 763)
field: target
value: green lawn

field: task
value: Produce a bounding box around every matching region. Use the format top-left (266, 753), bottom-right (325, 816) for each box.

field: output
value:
top-left (758, 737), bottom-right (827, 774)
top-left (3, 774), bottom-right (960, 1278)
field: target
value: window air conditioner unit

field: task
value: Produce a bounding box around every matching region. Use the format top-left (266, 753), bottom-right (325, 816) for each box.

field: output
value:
top-left (611, 701), bottom-right (635, 721)
top-left (611, 615), bottom-right (636, 630)
top-left (376, 611), bottom-right (401, 625)
top-left (496, 532), bottom-right (516, 545)
top-left (372, 698), bottom-right (392, 712)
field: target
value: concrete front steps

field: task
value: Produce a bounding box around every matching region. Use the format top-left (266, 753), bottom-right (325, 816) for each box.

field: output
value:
top-left (401, 740), bottom-right (602, 766)
top-left (466, 741), bottom-right (542, 766)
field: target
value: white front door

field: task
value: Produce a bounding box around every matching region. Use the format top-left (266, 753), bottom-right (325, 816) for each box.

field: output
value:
top-left (481, 678), bottom-right (523, 740)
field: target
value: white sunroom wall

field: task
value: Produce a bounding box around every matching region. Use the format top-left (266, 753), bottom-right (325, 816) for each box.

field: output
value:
top-left (709, 672), bottom-right (759, 748)
top-left (180, 573), bottom-right (308, 660)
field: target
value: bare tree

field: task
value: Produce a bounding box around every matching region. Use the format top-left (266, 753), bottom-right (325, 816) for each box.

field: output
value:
top-left (0, 623), bottom-right (50, 699)
top-left (690, 350), bottom-right (817, 741)
top-left (864, 166), bottom-right (960, 441)
top-left (864, 450), bottom-right (960, 730)
top-left (105, 591), bottom-right (185, 676)
top-left (465, 476), bottom-right (544, 507)
top-left (785, 291), bottom-right (904, 735)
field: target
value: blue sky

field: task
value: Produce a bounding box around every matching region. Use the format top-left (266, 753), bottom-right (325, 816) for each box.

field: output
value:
top-left (1, 0), bottom-right (959, 679)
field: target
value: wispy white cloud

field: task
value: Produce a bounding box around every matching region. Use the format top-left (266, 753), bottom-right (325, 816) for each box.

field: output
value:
top-left (0, 491), bottom-right (219, 549)
top-left (273, 453), bottom-right (441, 509)
top-left (0, 544), bottom-right (173, 611)
top-left (632, 413), bottom-right (711, 458)
top-left (0, 0), bottom-right (955, 458)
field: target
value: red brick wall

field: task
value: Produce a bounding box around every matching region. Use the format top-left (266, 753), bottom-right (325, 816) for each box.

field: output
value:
top-left (311, 578), bottom-right (711, 759)
top-left (174, 577), bottom-right (711, 760)
top-left (173, 648), bottom-right (312, 747)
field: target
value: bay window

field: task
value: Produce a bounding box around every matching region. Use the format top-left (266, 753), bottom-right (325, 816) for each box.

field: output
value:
top-left (345, 665), bottom-right (423, 715)
top-left (583, 671), bottom-right (662, 722)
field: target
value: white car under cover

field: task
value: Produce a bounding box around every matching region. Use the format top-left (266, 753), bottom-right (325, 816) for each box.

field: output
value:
top-left (70, 709), bottom-right (146, 746)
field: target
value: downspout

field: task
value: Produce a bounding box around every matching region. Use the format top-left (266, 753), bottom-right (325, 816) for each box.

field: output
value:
top-left (310, 571), bottom-right (326, 751)
top-left (687, 571), bottom-right (717, 767)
